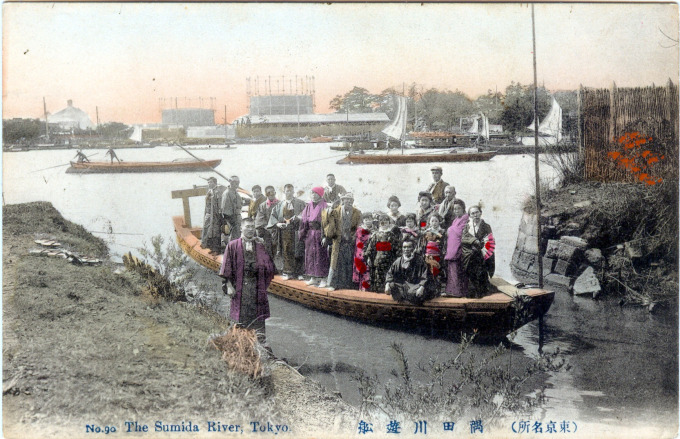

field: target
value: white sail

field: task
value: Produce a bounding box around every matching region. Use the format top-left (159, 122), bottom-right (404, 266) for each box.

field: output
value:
top-left (467, 117), bottom-right (479, 134)
top-left (382, 96), bottom-right (408, 140)
top-left (527, 97), bottom-right (562, 141)
top-left (129, 125), bottom-right (143, 143)
top-left (481, 113), bottom-right (490, 140)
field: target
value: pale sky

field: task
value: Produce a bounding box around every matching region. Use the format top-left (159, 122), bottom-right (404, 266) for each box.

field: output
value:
top-left (3, 3), bottom-right (678, 124)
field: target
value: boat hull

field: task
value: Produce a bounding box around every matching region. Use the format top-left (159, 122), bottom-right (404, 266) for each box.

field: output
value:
top-left (67, 159), bottom-right (222, 173)
top-left (173, 216), bottom-right (553, 335)
top-left (336, 151), bottom-right (496, 165)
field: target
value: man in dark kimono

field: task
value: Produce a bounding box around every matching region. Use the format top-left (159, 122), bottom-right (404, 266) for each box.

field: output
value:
top-left (385, 239), bottom-right (433, 305)
top-left (221, 175), bottom-right (244, 245)
top-left (322, 173), bottom-right (347, 209)
top-left (324, 192), bottom-right (361, 291)
top-left (201, 176), bottom-right (225, 254)
top-left (255, 185), bottom-right (279, 261)
top-left (267, 184), bottom-right (306, 280)
top-left (247, 185), bottom-right (266, 220)
top-left (427, 166), bottom-right (449, 205)
top-left (219, 218), bottom-right (275, 345)
top-left (438, 185), bottom-right (459, 229)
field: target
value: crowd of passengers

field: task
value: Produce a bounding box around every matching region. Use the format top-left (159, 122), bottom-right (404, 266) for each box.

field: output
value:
top-left (201, 166), bottom-right (495, 305)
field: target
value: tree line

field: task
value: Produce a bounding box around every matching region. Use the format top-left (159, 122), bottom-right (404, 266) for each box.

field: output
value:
top-left (329, 82), bottom-right (578, 137)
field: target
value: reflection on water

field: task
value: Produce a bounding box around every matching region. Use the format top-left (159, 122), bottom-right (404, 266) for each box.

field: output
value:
top-left (3, 145), bottom-right (677, 434)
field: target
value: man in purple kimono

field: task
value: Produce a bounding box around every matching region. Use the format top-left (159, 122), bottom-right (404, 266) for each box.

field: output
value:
top-left (299, 186), bottom-right (330, 287)
top-left (219, 217), bottom-right (275, 345)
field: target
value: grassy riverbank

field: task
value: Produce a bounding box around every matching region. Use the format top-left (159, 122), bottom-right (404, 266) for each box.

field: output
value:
top-left (2, 202), bottom-right (356, 438)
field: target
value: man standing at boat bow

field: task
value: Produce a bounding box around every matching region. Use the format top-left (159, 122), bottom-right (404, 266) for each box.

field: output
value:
top-left (219, 218), bottom-right (275, 346)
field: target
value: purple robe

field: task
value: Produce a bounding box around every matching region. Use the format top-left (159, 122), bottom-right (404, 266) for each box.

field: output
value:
top-left (299, 200), bottom-right (330, 277)
top-left (444, 214), bottom-right (469, 297)
top-left (219, 238), bottom-right (275, 322)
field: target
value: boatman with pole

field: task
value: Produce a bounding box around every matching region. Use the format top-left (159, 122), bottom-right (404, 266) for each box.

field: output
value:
top-left (74, 150), bottom-right (90, 163)
top-left (105, 148), bottom-right (121, 163)
top-left (219, 217), bottom-right (275, 347)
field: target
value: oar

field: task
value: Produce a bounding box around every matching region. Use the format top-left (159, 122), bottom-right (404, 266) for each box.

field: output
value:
top-left (30, 153), bottom-right (99, 173)
top-left (176, 144), bottom-right (250, 196)
top-left (297, 153), bottom-right (348, 166)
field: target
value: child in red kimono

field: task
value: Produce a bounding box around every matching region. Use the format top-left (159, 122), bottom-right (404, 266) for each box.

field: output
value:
top-left (353, 213), bottom-right (374, 291)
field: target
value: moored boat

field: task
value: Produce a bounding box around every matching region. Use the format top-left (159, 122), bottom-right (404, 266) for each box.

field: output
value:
top-left (67, 158), bottom-right (222, 173)
top-left (172, 208), bottom-right (553, 335)
top-left (336, 150), bottom-right (496, 165)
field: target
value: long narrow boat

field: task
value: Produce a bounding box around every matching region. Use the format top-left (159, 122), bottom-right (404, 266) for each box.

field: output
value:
top-left (336, 150), bottom-right (496, 165)
top-left (67, 158), bottom-right (221, 173)
top-left (172, 200), bottom-right (553, 335)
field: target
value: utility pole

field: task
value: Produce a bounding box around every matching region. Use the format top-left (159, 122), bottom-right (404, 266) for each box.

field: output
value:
top-left (43, 97), bottom-right (49, 141)
top-left (531, 4), bottom-right (544, 288)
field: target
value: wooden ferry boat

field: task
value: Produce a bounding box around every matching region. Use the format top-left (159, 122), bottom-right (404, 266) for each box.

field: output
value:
top-left (336, 150), bottom-right (496, 165)
top-left (171, 189), bottom-right (553, 334)
top-left (67, 158), bottom-right (221, 173)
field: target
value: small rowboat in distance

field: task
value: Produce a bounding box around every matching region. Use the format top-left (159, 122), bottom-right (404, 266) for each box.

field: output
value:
top-left (172, 204), bottom-right (554, 336)
top-left (67, 158), bottom-right (222, 173)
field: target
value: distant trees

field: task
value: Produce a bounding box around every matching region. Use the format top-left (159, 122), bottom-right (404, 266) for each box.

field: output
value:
top-left (3, 118), bottom-right (43, 143)
top-left (500, 82), bottom-right (552, 136)
top-left (98, 122), bottom-right (132, 140)
top-left (329, 82), bottom-right (577, 136)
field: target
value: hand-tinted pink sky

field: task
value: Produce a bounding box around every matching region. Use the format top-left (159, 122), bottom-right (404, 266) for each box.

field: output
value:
top-left (3, 3), bottom-right (678, 124)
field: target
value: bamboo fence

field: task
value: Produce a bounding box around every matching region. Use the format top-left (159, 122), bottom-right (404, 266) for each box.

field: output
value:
top-left (579, 80), bottom-right (678, 183)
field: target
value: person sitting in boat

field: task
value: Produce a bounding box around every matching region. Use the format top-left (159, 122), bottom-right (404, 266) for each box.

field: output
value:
top-left (299, 187), bottom-right (331, 287)
top-left (416, 191), bottom-right (436, 230)
top-left (353, 212), bottom-right (374, 291)
top-left (400, 213), bottom-right (421, 251)
top-left (438, 185), bottom-right (459, 229)
top-left (365, 213), bottom-right (402, 294)
top-left (427, 166), bottom-right (449, 205)
top-left (460, 206), bottom-right (492, 298)
top-left (201, 176), bottom-right (225, 255)
top-left (421, 212), bottom-right (446, 295)
top-left (219, 217), bottom-right (275, 347)
top-left (322, 173), bottom-right (347, 209)
top-left (468, 205), bottom-right (495, 279)
top-left (324, 192), bottom-right (361, 291)
top-left (105, 148), bottom-right (121, 163)
top-left (267, 184), bottom-right (305, 281)
top-left (74, 150), bottom-right (89, 163)
top-left (385, 239), bottom-right (434, 306)
top-left (221, 175), bottom-right (243, 245)
top-left (386, 195), bottom-right (406, 227)
top-left (443, 199), bottom-right (470, 298)
top-left (247, 185), bottom-right (266, 220)
top-left (255, 185), bottom-right (279, 261)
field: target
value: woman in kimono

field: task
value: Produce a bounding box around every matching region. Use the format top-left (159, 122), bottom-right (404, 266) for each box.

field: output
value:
top-left (415, 191), bottom-right (436, 230)
top-left (460, 206), bottom-right (492, 298)
top-left (443, 199), bottom-right (469, 297)
top-left (365, 213), bottom-right (402, 294)
top-left (468, 205), bottom-right (495, 278)
top-left (386, 195), bottom-right (406, 227)
top-left (299, 186), bottom-right (330, 287)
top-left (353, 212), bottom-right (374, 291)
top-left (400, 213), bottom-right (421, 253)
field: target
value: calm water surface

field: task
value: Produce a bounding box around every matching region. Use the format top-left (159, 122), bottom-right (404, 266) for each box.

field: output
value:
top-left (3, 145), bottom-right (677, 435)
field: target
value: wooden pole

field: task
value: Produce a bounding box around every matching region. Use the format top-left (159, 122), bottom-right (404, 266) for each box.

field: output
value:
top-left (531, 4), bottom-right (544, 288)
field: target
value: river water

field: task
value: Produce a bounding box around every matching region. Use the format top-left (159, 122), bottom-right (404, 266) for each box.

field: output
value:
top-left (3, 144), bottom-right (677, 436)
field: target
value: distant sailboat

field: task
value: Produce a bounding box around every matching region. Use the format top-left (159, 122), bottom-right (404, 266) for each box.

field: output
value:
top-left (337, 96), bottom-right (496, 164)
top-left (520, 97), bottom-right (563, 146)
top-left (129, 126), bottom-right (143, 143)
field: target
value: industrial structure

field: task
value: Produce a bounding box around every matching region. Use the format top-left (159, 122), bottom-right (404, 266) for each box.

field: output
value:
top-left (161, 108), bottom-right (215, 128)
top-left (47, 100), bottom-right (94, 131)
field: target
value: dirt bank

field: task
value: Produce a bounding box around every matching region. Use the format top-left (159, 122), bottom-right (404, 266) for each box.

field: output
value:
top-left (3, 202), bottom-right (356, 438)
